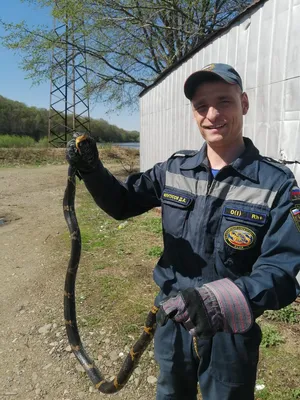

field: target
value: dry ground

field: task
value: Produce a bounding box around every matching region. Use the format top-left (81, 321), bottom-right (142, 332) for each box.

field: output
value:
top-left (0, 164), bottom-right (87, 399)
top-left (0, 163), bottom-right (157, 400)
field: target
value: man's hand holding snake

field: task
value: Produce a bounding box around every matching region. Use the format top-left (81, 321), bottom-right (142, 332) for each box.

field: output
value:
top-left (66, 132), bottom-right (99, 173)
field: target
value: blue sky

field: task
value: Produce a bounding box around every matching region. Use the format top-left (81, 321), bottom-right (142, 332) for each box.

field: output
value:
top-left (0, 0), bottom-right (140, 131)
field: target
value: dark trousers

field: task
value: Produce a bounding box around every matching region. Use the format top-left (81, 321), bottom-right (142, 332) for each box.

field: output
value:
top-left (154, 320), bottom-right (262, 400)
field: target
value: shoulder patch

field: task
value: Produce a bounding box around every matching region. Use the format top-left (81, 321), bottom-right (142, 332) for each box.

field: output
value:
top-left (171, 150), bottom-right (197, 158)
top-left (291, 187), bottom-right (300, 203)
top-left (290, 204), bottom-right (300, 232)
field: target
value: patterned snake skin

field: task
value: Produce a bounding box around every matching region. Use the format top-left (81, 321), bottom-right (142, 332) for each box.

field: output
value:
top-left (63, 165), bottom-right (158, 393)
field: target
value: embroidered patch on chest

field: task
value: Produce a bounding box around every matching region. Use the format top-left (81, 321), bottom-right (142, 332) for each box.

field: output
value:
top-left (224, 225), bottom-right (256, 250)
top-left (290, 187), bottom-right (300, 203)
top-left (162, 190), bottom-right (194, 208)
top-left (223, 207), bottom-right (267, 225)
top-left (290, 205), bottom-right (300, 232)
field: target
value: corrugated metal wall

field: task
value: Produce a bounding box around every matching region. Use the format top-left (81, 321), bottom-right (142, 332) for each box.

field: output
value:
top-left (140, 0), bottom-right (300, 182)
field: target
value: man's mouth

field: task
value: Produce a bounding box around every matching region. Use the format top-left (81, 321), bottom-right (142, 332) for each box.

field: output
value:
top-left (205, 123), bottom-right (226, 130)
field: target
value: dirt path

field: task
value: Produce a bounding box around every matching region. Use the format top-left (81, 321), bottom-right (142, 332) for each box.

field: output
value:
top-left (0, 165), bottom-right (155, 400)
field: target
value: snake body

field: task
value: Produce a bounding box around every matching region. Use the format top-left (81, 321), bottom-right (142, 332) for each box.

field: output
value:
top-left (63, 165), bottom-right (158, 393)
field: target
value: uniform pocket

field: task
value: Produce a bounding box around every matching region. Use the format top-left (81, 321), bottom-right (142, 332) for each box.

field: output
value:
top-left (215, 201), bottom-right (269, 277)
top-left (154, 319), bottom-right (178, 361)
top-left (208, 324), bottom-right (262, 386)
top-left (161, 188), bottom-right (195, 238)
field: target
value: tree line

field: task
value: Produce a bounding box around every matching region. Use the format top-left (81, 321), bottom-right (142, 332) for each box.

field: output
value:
top-left (0, 95), bottom-right (139, 143)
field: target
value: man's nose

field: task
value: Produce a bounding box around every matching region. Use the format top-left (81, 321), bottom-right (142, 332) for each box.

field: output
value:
top-left (207, 106), bottom-right (220, 120)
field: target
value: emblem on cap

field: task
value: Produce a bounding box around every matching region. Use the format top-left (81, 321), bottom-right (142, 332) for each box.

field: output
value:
top-left (202, 64), bottom-right (215, 72)
top-left (224, 226), bottom-right (256, 250)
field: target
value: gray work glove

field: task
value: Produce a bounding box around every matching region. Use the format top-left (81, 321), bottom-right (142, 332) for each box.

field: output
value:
top-left (157, 288), bottom-right (214, 339)
top-left (66, 132), bottom-right (99, 173)
top-left (156, 279), bottom-right (253, 339)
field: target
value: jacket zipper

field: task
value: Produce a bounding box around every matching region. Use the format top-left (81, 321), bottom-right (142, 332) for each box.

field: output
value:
top-left (207, 179), bottom-right (217, 195)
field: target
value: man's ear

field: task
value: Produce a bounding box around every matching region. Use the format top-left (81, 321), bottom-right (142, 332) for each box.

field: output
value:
top-left (241, 92), bottom-right (249, 115)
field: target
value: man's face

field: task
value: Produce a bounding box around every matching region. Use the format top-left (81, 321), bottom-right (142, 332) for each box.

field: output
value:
top-left (191, 80), bottom-right (249, 148)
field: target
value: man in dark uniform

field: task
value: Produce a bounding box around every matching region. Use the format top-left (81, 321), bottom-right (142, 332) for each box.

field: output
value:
top-left (66, 63), bottom-right (300, 400)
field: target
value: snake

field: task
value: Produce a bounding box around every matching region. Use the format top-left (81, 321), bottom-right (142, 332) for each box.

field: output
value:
top-left (63, 143), bottom-right (158, 393)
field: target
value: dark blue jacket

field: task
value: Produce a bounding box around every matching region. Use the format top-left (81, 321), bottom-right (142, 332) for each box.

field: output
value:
top-left (81, 138), bottom-right (300, 315)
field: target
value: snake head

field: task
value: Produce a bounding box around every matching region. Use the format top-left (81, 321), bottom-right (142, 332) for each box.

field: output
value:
top-left (75, 134), bottom-right (89, 153)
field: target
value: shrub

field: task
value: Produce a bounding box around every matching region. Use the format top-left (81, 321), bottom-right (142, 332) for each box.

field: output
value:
top-left (0, 134), bottom-right (36, 148)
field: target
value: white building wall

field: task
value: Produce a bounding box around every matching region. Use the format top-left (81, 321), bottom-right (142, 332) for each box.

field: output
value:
top-left (140, 0), bottom-right (300, 183)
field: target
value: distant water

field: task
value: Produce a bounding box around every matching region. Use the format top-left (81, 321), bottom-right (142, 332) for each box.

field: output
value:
top-left (114, 142), bottom-right (139, 149)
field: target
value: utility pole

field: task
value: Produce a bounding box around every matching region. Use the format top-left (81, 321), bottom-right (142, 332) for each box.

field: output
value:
top-left (48, 2), bottom-right (91, 147)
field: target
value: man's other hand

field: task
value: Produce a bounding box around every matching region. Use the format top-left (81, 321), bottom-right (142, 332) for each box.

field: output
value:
top-left (156, 279), bottom-right (253, 339)
top-left (157, 288), bottom-right (214, 339)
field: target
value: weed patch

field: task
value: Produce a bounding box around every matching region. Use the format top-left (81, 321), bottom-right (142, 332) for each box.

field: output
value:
top-left (263, 305), bottom-right (300, 324)
top-left (260, 324), bottom-right (285, 348)
top-left (148, 246), bottom-right (163, 257)
top-left (141, 217), bottom-right (162, 234)
top-left (255, 387), bottom-right (300, 400)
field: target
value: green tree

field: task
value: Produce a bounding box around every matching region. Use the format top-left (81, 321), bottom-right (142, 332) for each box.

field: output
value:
top-left (0, 95), bottom-right (139, 142)
top-left (1, 0), bottom-right (252, 109)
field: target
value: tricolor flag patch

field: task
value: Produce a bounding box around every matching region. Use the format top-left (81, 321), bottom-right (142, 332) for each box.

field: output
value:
top-left (291, 208), bottom-right (300, 216)
top-left (290, 204), bottom-right (300, 232)
top-left (290, 187), bottom-right (300, 203)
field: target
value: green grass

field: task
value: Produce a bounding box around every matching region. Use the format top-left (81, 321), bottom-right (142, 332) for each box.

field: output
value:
top-left (93, 264), bottom-right (106, 271)
top-left (263, 305), bottom-right (300, 324)
top-left (292, 389), bottom-right (300, 399)
top-left (255, 387), bottom-right (300, 400)
top-left (256, 342), bottom-right (300, 399)
top-left (260, 324), bottom-right (285, 348)
top-left (67, 184), bottom-right (162, 341)
top-left (148, 245), bottom-right (163, 257)
top-left (0, 134), bottom-right (35, 147)
top-left (0, 134), bottom-right (50, 148)
top-left (141, 216), bottom-right (162, 234)
top-left (0, 140), bottom-right (139, 170)
top-left (34, 136), bottom-right (50, 148)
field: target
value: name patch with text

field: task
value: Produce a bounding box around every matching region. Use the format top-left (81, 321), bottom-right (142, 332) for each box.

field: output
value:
top-left (162, 190), bottom-right (194, 208)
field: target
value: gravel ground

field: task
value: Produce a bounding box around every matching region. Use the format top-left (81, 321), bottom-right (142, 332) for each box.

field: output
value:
top-left (0, 164), bottom-right (157, 400)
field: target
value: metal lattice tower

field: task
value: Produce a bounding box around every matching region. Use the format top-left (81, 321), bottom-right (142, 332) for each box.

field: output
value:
top-left (48, 7), bottom-right (91, 148)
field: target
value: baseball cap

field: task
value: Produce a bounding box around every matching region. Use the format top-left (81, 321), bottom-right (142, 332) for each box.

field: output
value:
top-left (184, 63), bottom-right (243, 100)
